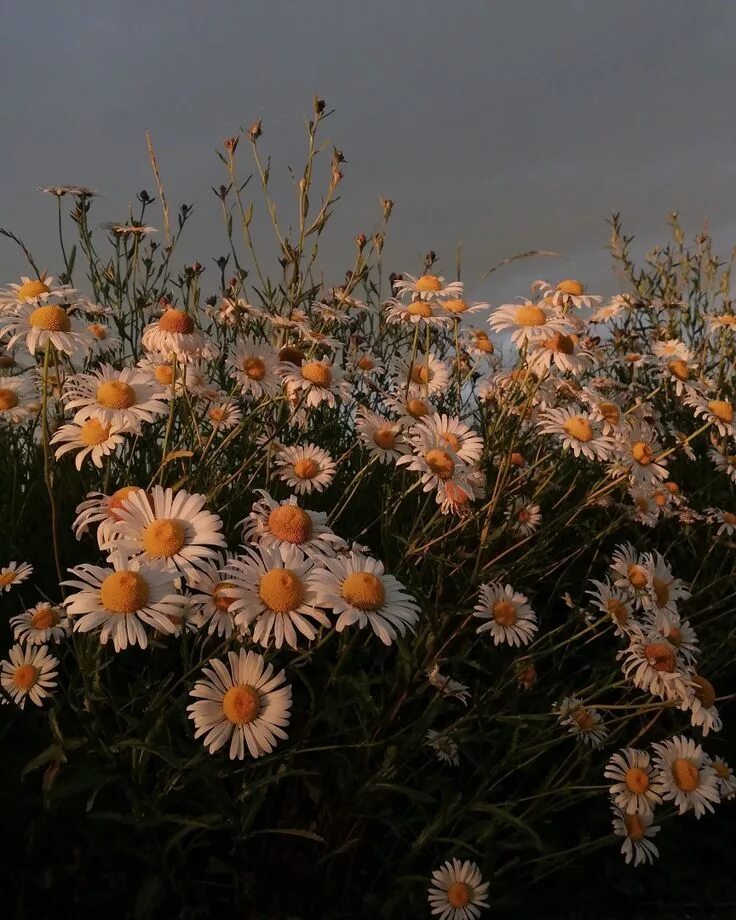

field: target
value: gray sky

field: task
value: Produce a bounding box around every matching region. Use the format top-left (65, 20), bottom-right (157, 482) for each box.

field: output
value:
top-left (2, 0), bottom-right (736, 305)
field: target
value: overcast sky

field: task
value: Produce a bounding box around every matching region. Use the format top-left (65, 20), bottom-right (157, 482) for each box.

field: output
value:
top-left (2, 0), bottom-right (736, 305)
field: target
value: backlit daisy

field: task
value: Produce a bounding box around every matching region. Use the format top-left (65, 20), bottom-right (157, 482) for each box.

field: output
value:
top-left (384, 297), bottom-right (453, 328)
top-left (85, 319), bottom-right (121, 356)
top-left (312, 551), bottom-right (420, 646)
top-left (611, 807), bottom-right (660, 867)
top-left (440, 297), bottom-right (490, 317)
top-left (651, 734), bottom-right (720, 817)
top-left (427, 858), bottom-right (489, 920)
top-left (534, 278), bottom-right (601, 310)
top-left (461, 327), bottom-right (496, 361)
top-left (10, 601), bottom-right (70, 646)
top-left (1, 644), bottom-right (58, 709)
top-left (488, 300), bottom-right (570, 347)
top-left (72, 486), bottom-right (146, 545)
top-left (0, 302), bottom-right (91, 356)
top-left (537, 406), bottom-right (613, 461)
top-left (275, 443), bottom-right (336, 495)
top-left (391, 352), bottom-right (450, 397)
top-left (0, 274), bottom-right (72, 309)
top-left (684, 392), bottom-right (736, 438)
top-left (141, 308), bottom-right (212, 362)
top-left (527, 331), bottom-right (593, 376)
top-left (605, 748), bottom-right (662, 816)
top-left (63, 364), bottom-right (168, 432)
top-left (384, 392), bottom-right (436, 425)
top-left (109, 486), bottom-right (225, 575)
top-left (556, 696), bottom-right (609, 748)
top-left (641, 552), bottom-right (690, 616)
top-left (355, 407), bottom-right (410, 463)
top-left (280, 356), bottom-right (351, 409)
top-left (224, 544), bottom-right (329, 650)
top-left (350, 350), bottom-right (385, 379)
top-left (50, 418), bottom-right (128, 469)
top-left (708, 313), bottom-right (736, 332)
top-left (393, 272), bottom-right (464, 301)
top-left (0, 561), bottom-right (33, 592)
top-left (411, 413), bottom-right (484, 465)
top-left (642, 609), bottom-right (699, 666)
top-left (204, 397), bottom-right (242, 431)
top-left (610, 543), bottom-right (650, 598)
top-left (187, 648), bottom-right (292, 760)
top-left (473, 582), bottom-right (538, 648)
top-left (612, 424), bottom-right (669, 486)
top-left (706, 507), bottom-right (736, 536)
top-left (707, 446), bottom-right (736, 484)
top-left (227, 338), bottom-right (281, 399)
top-left (241, 490), bottom-right (345, 556)
top-left (63, 552), bottom-right (186, 652)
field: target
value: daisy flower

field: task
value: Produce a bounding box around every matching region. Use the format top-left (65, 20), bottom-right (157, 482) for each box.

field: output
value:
top-left (681, 674), bottom-right (722, 736)
top-left (537, 406), bottom-right (613, 461)
top-left (610, 543), bottom-right (650, 597)
top-left (629, 486), bottom-right (663, 527)
top-left (280, 357), bottom-right (351, 410)
top-left (461, 327), bottom-right (496, 361)
top-left (0, 375), bottom-right (38, 426)
top-left (204, 398), bottom-right (242, 431)
top-left (411, 413), bottom-right (484, 465)
top-left (556, 696), bottom-right (609, 748)
top-left (440, 297), bottom-right (490, 317)
top-left (0, 274), bottom-right (72, 309)
top-left (227, 338), bottom-right (281, 399)
top-left (641, 552), bottom-right (690, 616)
top-left (384, 297), bottom-right (453, 328)
top-left (0, 302), bottom-right (91, 356)
top-left (684, 392), bottom-right (736, 438)
top-left (63, 364), bottom-right (168, 432)
top-left (85, 320), bottom-right (121, 356)
top-left (612, 424), bottom-right (669, 486)
top-left (187, 648), bottom-right (292, 760)
top-left (384, 393), bottom-right (436, 425)
top-left (355, 407), bottom-right (411, 463)
top-left (435, 469), bottom-right (486, 516)
top-left (589, 296), bottom-right (631, 323)
top-left (642, 608), bottom-right (699, 665)
top-left (224, 544), bottom-right (329, 650)
top-left (708, 313), bottom-right (736, 332)
top-left (711, 758), bottom-right (736, 800)
top-left (1, 644), bottom-right (58, 709)
top-left (605, 748), bottom-right (662, 816)
top-left (393, 272), bottom-right (464, 301)
top-left (50, 418), bottom-right (128, 470)
top-left (425, 730), bottom-right (460, 767)
top-left (611, 807), bottom-right (660, 867)
top-left (504, 499), bottom-right (542, 536)
top-left (534, 278), bottom-right (601, 310)
top-left (586, 578), bottom-right (636, 636)
top-left (350, 350), bottom-right (385, 379)
top-left (63, 552), bottom-right (186, 652)
top-left (426, 663), bottom-right (470, 705)
top-left (108, 485), bottom-right (226, 576)
top-left (427, 858), bottom-right (489, 920)
top-left (10, 601), bottom-right (70, 646)
top-left (651, 734), bottom-right (720, 817)
top-left (241, 490), bottom-right (345, 556)
top-left (652, 338), bottom-right (692, 361)
top-left (618, 634), bottom-right (689, 703)
top-left (72, 486), bottom-right (146, 545)
top-left (141, 308), bottom-right (211, 362)
top-left (391, 352), bottom-right (450, 397)
top-left (185, 554), bottom-right (239, 638)
top-left (0, 561), bottom-right (33, 592)
top-left (707, 446), bottom-right (736, 484)
top-left (488, 300), bottom-right (570, 347)
top-left (311, 551), bottom-right (420, 646)
top-left (527, 331), bottom-right (593, 376)
top-left (473, 583), bottom-right (538, 648)
top-left (275, 443), bottom-right (337, 495)
top-left (706, 507), bottom-right (736, 536)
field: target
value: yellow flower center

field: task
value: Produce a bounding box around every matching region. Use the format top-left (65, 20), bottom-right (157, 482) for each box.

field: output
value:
top-left (13, 664), bottom-right (39, 690)
top-left (562, 416), bottom-right (593, 442)
top-left (708, 400), bottom-right (734, 424)
top-left (556, 279), bottom-right (584, 296)
top-left (652, 491), bottom-right (667, 507)
top-left (598, 402), bottom-right (620, 425)
top-left (572, 707), bottom-right (596, 731)
top-left (406, 398), bottom-right (430, 418)
top-left (158, 308), bottom-right (194, 334)
top-left (606, 598), bottom-right (628, 625)
top-left (142, 519), bottom-right (186, 558)
top-left (441, 432), bottom-right (461, 452)
top-left (268, 505), bottom-right (313, 544)
top-left (723, 511), bottom-right (736, 525)
top-left (88, 323), bottom-right (107, 340)
top-left (415, 274), bottom-right (441, 293)
top-left (18, 279), bottom-right (50, 299)
top-left (222, 685), bottom-right (260, 725)
top-left (153, 364), bottom-right (174, 385)
top-left (78, 418), bottom-right (112, 446)
top-left (0, 572), bottom-right (17, 587)
top-left (0, 387), bottom-right (19, 410)
top-left (474, 334), bottom-right (494, 354)
top-left (31, 605), bottom-right (59, 630)
top-left (667, 360), bottom-right (689, 381)
top-left (212, 581), bottom-right (237, 611)
top-left (652, 577), bottom-right (670, 607)
top-left (409, 363), bottom-right (431, 385)
top-left (96, 380), bottom-right (137, 410)
top-left (357, 355), bottom-right (375, 371)
top-left (341, 572), bottom-right (386, 611)
top-left (258, 568), bottom-right (304, 613)
top-left (672, 758), bottom-right (700, 792)
top-left (29, 305), bottom-right (70, 332)
top-left (407, 300), bottom-right (434, 317)
top-left (624, 766), bottom-right (650, 794)
top-left (446, 881), bottom-right (471, 909)
top-left (443, 298), bottom-right (469, 314)
top-left (373, 426), bottom-right (397, 450)
top-left (515, 304), bottom-right (547, 327)
top-left (510, 452), bottom-right (525, 467)
top-left (492, 599), bottom-right (517, 626)
top-left (631, 441), bottom-right (653, 465)
top-left (425, 448), bottom-right (455, 480)
top-left (691, 674), bottom-right (716, 708)
top-left (717, 315), bottom-right (736, 325)
top-left (300, 361), bottom-right (332, 387)
top-left (242, 356), bottom-right (266, 380)
top-left (623, 813), bottom-right (646, 841)
top-left (643, 641), bottom-right (677, 673)
top-left (544, 332), bottom-right (575, 354)
top-left (713, 759), bottom-right (730, 780)
top-left (108, 486), bottom-right (143, 520)
top-left (294, 457), bottom-right (320, 480)
top-left (100, 570), bottom-right (150, 614)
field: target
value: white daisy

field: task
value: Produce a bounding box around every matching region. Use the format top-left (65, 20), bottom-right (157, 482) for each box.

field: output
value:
top-left (609, 543), bottom-right (650, 598)
top-left (85, 320), bottom-right (121, 356)
top-left (390, 352), bottom-right (450, 397)
top-left (611, 424), bottom-right (669, 486)
top-left (651, 734), bottom-right (720, 817)
top-left (0, 274), bottom-right (73, 309)
top-left (0, 302), bottom-right (91, 356)
top-left (384, 393), bottom-right (436, 426)
top-left (0, 375), bottom-right (38, 426)
top-left (426, 663), bottom-right (470, 705)
top-left (556, 696), bottom-right (609, 748)
top-left (355, 407), bottom-right (411, 463)
top-left (604, 748), bottom-right (662, 816)
top-left (224, 544), bottom-right (329, 650)
top-left (187, 648), bottom-right (291, 760)
top-left (707, 446), bottom-right (736, 484)
top-left (641, 552), bottom-right (690, 616)
top-left (72, 487), bottom-right (146, 545)
top-left (642, 609), bottom-right (699, 666)
top-left (393, 272), bottom-right (464, 301)
top-left (504, 499), bottom-right (542, 537)
top-left (711, 758), bottom-right (736, 800)
top-left (280, 357), bottom-right (351, 410)
top-left (684, 393), bottom-right (736, 439)
top-left (9, 601), bottom-right (70, 645)
top-left (141, 308), bottom-right (212, 362)
top-left (241, 490), bottom-right (345, 556)
top-left (705, 507), bottom-right (736, 536)
top-left (427, 858), bottom-right (489, 920)
top-left (411, 413), bottom-right (484, 465)
top-left (227, 338), bottom-right (281, 399)
top-left (50, 418), bottom-right (128, 470)
top-left (473, 583), bottom-right (538, 648)
top-left (63, 552), bottom-right (186, 652)
top-left (275, 443), bottom-right (337, 495)
top-left (586, 579), bottom-right (637, 636)
top-left (63, 364), bottom-right (168, 432)
top-left (204, 398), bottom-right (242, 431)
top-left (311, 551), bottom-right (420, 646)
top-left (611, 807), bottom-right (660, 867)
top-left (681, 674), bottom-right (722, 736)
top-left (0, 561), bottom-right (33, 592)
top-left (426, 729), bottom-right (460, 766)
top-left (1, 643), bottom-right (58, 709)
top-left (618, 634), bottom-right (689, 703)
top-left (488, 300), bottom-right (571, 347)
top-left (185, 554), bottom-right (239, 638)
top-left (527, 331), bottom-right (594, 376)
top-left (537, 406), bottom-right (614, 461)
top-left (384, 297), bottom-right (453, 328)
top-left (534, 278), bottom-right (602, 310)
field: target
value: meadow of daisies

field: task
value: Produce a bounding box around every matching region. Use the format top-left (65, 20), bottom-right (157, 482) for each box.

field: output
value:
top-left (1, 105), bottom-right (735, 918)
